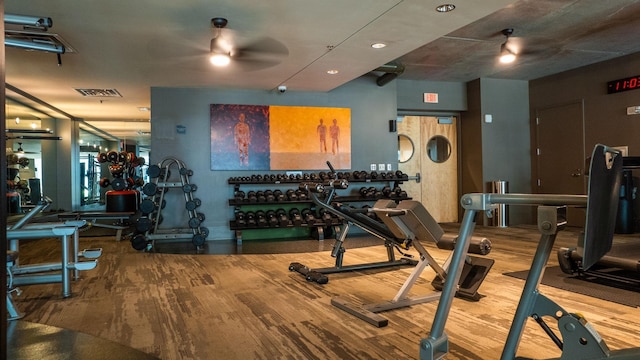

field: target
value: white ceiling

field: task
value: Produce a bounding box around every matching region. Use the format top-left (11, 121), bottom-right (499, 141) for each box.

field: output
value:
top-left (5, 0), bottom-right (640, 147)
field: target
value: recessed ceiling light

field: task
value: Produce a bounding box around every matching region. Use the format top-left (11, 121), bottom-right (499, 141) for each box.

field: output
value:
top-left (371, 43), bottom-right (386, 49)
top-left (436, 4), bottom-right (456, 12)
top-left (327, 69), bottom-right (339, 75)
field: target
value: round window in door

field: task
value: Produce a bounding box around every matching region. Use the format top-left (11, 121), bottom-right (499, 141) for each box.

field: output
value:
top-left (426, 135), bottom-right (451, 163)
top-left (398, 134), bottom-right (415, 163)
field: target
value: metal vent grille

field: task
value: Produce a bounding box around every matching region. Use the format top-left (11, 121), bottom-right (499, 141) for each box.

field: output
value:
top-left (75, 88), bottom-right (123, 97)
top-left (5, 30), bottom-right (77, 53)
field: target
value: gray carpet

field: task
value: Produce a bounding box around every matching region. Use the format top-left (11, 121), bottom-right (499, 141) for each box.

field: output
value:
top-left (503, 266), bottom-right (640, 308)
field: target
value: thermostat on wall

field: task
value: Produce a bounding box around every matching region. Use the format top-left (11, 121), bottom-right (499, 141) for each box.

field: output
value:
top-left (626, 106), bottom-right (640, 115)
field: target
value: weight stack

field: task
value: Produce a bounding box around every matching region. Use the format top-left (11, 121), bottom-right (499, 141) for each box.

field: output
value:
top-left (106, 190), bottom-right (139, 212)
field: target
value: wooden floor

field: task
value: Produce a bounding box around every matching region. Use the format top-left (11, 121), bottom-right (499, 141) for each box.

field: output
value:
top-left (10, 224), bottom-right (640, 360)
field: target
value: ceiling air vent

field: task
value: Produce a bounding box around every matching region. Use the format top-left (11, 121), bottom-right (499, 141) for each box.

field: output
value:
top-left (5, 30), bottom-right (77, 53)
top-left (75, 88), bottom-right (122, 97)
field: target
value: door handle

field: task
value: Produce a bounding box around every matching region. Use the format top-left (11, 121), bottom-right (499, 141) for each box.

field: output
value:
top-left (571, 168), bottom-right (582, 177)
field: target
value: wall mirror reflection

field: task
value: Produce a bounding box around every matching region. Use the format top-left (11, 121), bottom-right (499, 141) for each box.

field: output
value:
top-left (5, 97), bottom-right (59, 212)
top-left (426, 135), bottom-right (451, 163)
top-left (398, 134), bottom-right (414, 163)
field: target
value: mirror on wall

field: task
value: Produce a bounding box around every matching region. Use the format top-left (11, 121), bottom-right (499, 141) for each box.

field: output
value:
top-left (398, 134), bottom-right (415, 163)
top-left (426, 135), bottom-right (451, 163)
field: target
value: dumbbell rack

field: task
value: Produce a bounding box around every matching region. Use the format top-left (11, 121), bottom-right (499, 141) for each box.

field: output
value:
top-left (131, 157), bottom-right (208, 251)
top-left (228, 170), bottom-right (415, 243)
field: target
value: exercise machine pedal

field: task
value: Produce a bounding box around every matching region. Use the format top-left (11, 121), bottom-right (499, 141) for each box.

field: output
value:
top-left (79, 248), bottom-right (103, 259)
top-left (70, 260), bottom-right (98, 271)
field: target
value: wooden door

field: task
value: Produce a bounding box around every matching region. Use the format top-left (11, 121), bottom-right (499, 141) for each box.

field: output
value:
top-left (535, 101), bottom-right (586, 225)
top-left (398, 116), bottom-right (458, 223)
top-left (397, 117), bottom-right (421, 206)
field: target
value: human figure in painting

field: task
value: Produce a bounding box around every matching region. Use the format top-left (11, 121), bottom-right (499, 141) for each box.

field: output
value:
top-left (330, 118), bottom-right (340, 154)
top-left (317, 118), bottom-right (327, 153)
top-left (234, 113), bottom-right (251, 165)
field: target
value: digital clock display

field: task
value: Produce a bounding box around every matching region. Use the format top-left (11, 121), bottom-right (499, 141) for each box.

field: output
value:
top-left (608, 75), bottom-right (640, 94)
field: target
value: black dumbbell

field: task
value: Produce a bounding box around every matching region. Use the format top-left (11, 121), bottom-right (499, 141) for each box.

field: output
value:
top-left (179, 168), bottom-right (194, 176)
top-left (301, 208), bottom-right (316, 224)
top-left (264, 190), bottom-right (275, 202)
top-left (198, 227), bottom-right (210, 238)
top-left (266, 210), bottom-right (278, 227)
top-left (273, 190), bottom-right (285, 201)
top-left (192, 233), bottom-right (206, 247)
top-left (234, 190), bottom-right (246, 202)
top-left (245, 211), bottom-right (257, 227)
top-left (255, 210), bottom-right (268, 226)
top-left (182, 183), bottom-right (197, 193)
top-left (296, 189), bottom-right (308, 201)
top-left (276, 208), bottom-right (289, 226)
top-left (140, 199), bottom-right (157, 214)
top-left (286, 189), bottom-right (298, 201)
top-left (188, 216), bottom-right (201, 229)
top-left (130, 234), bottom-right (148, 251)
top-left (289, 208), bottom-right (302, 226)
top-left (136, 217), bottom-right (154, 232)
top-left (256, 191), bottom-right (267, 202)
top-left (147, 164), bottom-right (162, 178)
top-left (142, 182), bottom-right (158, 196)
top-left (235, 211), bottom-right (247, 227)
top-left (185, 198), bottom-right (202, 211)
top-left (247, 191), bottom-right (258, 202)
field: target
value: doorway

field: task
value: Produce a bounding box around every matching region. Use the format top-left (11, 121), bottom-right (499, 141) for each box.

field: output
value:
top-left (397, 116), bottom-right (458, 222)
top-left (534, 101), bottom-right (586, 226)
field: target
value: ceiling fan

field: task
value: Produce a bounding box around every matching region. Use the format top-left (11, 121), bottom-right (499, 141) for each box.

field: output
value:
top-left (206, 17), bottom-right (289, 70)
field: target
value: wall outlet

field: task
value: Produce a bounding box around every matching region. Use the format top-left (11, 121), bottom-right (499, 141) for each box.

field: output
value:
top-left (386, 164), bottom-right (392, 171)
top-left (370, 164), bottom-right (376, 171)
top-left (378, 163), bottom-right (385, 171)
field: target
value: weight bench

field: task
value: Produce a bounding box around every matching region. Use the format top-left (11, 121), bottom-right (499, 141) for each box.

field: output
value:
top-left (292, 180), bottom-right (494, 327)
top-left (57, 211), bottom-right (134, 241)
top-left (6, 197), bottom-right (103, 320)
top-left (420, 144), bottom-right (640, 360)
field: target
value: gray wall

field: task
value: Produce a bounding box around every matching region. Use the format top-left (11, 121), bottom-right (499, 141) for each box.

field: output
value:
top-left (150, 76), bottom-right (398, 240)
top-left (462, 78), bottom-right (532, 225)
top-left (530, 52), bottom-right (640, 158)
top-left (397, 79), bottom-right (467, 112)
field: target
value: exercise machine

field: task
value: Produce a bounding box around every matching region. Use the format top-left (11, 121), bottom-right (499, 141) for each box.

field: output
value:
top-left (6, 197), bottom-right (102, 320)
top-left (420, 144), bottom-right (640, 359)
top-left (292, 179), bottom-right (494, 327)
top-left (557, 156), bottom-right (640, 289)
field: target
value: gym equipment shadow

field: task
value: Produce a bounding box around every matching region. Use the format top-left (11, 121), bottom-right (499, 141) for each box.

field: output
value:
top-left (151, 236), bottom-right (383, 255)
top-left (504, 266), bottom-right (640, 308)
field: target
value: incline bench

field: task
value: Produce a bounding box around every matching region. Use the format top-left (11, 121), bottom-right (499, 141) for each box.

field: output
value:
top-left (292, 180), bottom-right (494, 327)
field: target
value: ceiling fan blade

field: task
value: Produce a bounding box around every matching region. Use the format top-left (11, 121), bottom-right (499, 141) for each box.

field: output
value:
top-left (234, 37), bottom-right (289, 59)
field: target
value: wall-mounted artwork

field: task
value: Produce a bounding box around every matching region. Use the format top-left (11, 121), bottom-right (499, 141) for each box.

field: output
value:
top-left (211, 104), bottom-right (351, 170)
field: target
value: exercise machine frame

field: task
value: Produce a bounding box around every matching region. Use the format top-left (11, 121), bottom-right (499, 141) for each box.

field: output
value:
top-left (420, 144), bottom-right (640, 360)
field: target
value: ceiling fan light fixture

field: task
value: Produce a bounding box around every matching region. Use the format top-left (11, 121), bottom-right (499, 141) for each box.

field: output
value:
top-left (209, 35), bottom-right (232, 66)
top-left (499, 28), bottom-right (516, 64)
top-left (210, 53), bottom-right (231, 66)
top-left (499, 42), bottom-right (516, 63)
